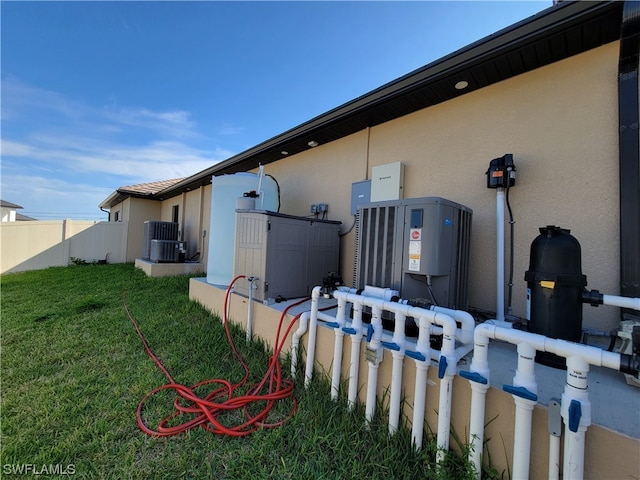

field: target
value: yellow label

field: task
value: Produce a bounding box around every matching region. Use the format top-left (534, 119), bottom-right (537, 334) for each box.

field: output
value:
top-left (540, 280), bottom-right (555, 289)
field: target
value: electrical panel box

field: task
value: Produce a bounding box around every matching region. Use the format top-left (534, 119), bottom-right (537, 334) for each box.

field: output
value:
top-left (234, 210), bottom-right (341, 303)
top-left (355, 197), bottom-right (472, 310)
top-left (351, 180), bottom-right (371, 215)
top-left (370, 162), bottom-right (404, 202)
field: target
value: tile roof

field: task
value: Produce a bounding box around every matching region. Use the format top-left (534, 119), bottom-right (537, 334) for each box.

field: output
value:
top-left (118, 178), bottom-right (185, 195)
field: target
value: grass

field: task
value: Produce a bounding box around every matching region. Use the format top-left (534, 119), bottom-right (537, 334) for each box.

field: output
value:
top-left (1, 263), bottom-right (477, 479)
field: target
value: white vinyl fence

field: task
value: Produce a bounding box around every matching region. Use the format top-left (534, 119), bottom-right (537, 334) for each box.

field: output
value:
top-left (0, 220), bottom-right (129, 274)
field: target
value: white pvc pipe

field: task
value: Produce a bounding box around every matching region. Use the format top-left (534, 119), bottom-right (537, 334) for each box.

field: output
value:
top-left (548, 434), bottom-right (561, 480)
top-left (496, 188), bottom-right (505, 323)
top-left (431, 305), bottom-right (475, 345)
top-left (347, 300), bottom-right (364, 411)
top-left (467, 324), bottom-right (626, 480)
top-left (304, 286), bottom-right (322, 388)
top-left (602, 294), bottom-right (640, 311)
top-left (561, 356), bottom-right (591, 480)
top-left (291, 311), bottom-right (310, 378)
top-left (330, 297), bottom-right (348, 401)
top-left (388, 311), bottom-right (407, 435)
top-left (246, 277), bottom-right (258, 342)
top-left (511, 342), bottom-right (538, 480)
top-left (365, 304), bottom-right (383, 424)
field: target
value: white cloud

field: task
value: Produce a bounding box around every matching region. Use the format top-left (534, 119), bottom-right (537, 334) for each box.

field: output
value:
top-left (1, 78), bottom-right (238, 219)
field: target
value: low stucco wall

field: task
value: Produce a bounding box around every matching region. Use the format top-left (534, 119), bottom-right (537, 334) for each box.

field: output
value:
top-left (1, 220), bottom-right (128, 274)
top-left (189, 278), bottom-right (640, 480)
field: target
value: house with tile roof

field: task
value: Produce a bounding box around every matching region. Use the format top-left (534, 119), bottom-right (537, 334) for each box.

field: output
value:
top-left (99, 2), bottom-right (640, 477)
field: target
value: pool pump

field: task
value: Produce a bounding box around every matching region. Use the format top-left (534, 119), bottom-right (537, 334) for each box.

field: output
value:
top-left (525, 225), bottom-right (640, 376)
top-left (525, 226), bottom-right (587, 368)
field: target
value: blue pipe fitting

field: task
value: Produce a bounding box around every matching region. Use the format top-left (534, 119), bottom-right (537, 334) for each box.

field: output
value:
top-left (325, 321), bottom-right (339, 329)
top-left (438, 355), bottom-right (448, 379)
top-left (342, 327), bottom-right (357, 335)
top-left (406, 350), bottom-right (426, 362)
top-left (459, 370), bottom-right (488, 385)
top-left (568, 399), bottom-right (582, 433)
top-left (381, 341), bottom-right (400, 351)
top-left (366, 324), bottom-right (374, 343)
top-left (502, 384), bottom-right (538, 402)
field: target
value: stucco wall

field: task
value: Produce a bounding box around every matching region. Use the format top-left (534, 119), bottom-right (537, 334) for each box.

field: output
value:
top-left (241, 42), bottom-right (621, 331)
top-left (0, 220), bottom-right (128, 273)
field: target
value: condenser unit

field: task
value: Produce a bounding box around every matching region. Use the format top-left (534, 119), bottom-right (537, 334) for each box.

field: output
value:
top-left (150, 240), bottom-right (187, 263)
top-left (143, 221), bottom-right (179, 260)
top-left (355, 197), bottom-right (472, 310)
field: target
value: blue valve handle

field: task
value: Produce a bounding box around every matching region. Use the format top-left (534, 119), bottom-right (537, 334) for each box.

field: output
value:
top-left (366, 324), bottom-right (374, 343)
top-left (342, 327), bottom-right (357, 335)
top-left (459, 370), bottom-right (488, 385)
top-left (406, 350), bottom-right (426, 362)
top-left (568, 399), bottom-right (582, 433)
top-left (381, 341), bottom-right (400, 351)
top-left (438, 355), bottom-right (448, 379)
top-left (502, 384), bottom-right (538, 402)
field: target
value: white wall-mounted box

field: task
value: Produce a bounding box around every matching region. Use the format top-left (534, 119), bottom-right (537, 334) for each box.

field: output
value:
top-left (370, 162), bottom-right (404, 202)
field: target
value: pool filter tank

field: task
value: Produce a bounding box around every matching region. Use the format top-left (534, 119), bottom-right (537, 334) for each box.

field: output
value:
top-left (524, 225), bottom-right (587, 369)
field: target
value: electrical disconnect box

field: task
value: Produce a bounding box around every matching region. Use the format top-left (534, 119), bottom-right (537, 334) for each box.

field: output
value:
top-left (355, 197), bottom-right (472, 310)
top-left (233, 210), bottom-right (341, 303)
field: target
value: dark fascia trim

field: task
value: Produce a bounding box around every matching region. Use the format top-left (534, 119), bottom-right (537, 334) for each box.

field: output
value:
top-left (618, 0), bottom-right (640, 311)
top-left (157, 1), bottom-right (621, 200)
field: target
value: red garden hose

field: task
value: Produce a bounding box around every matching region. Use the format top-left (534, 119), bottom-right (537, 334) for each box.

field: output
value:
top-left (124, 275), bottom-right (309, 437)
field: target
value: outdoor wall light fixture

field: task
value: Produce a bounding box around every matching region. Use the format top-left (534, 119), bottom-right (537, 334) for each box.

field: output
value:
top-left (307, 140), bottom-right (319, 148)
top-left (281, 151), bottom-right (289, 155)
top-left (454, 80), bottom-right (469, 90)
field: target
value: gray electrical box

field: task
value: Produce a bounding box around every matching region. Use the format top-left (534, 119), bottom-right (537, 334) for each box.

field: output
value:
top-left (355, 197), bottom-right (472, 310)
top-left (351, 180), bottom-right (371, 215)
top-left (233, 210), bottom-right (341, 303)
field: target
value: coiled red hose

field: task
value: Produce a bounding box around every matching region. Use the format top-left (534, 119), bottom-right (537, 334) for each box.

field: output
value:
top-left (124, 275), bottom-right (308, 437)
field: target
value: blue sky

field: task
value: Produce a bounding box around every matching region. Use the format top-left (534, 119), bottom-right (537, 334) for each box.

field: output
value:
top-left (1, 1), bottom-right (549, 221)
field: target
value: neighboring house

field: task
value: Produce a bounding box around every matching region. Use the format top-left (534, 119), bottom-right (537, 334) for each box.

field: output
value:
top-left (99, 178), bottom-right (185, 261)
top-left (0, 200), bottom-right (36, 222)
top-left (100, 3), bottom-right (640, 477)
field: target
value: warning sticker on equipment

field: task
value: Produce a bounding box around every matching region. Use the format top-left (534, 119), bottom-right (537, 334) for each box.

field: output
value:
top-left (408, 232), bottom-right (421, 272)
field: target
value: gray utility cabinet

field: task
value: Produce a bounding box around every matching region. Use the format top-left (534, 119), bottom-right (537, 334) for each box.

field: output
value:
top-left (233, 210), bottom-right (341, 303)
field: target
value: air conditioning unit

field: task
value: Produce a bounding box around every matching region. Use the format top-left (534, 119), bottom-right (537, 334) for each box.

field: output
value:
top-left (355, 196), bottom-right (472, 310)
top-left (143, 221), bottom-right (179, 260)
top-left (150, 240), bottom-right (187, 263)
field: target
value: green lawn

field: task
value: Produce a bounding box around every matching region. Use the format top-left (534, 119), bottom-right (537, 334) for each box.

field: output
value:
top-left (1, 263), bottom-right (476, 479)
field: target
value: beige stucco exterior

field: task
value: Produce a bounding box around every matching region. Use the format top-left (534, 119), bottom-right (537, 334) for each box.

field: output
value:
top-left (230, 42), bottom-right (620, 332)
